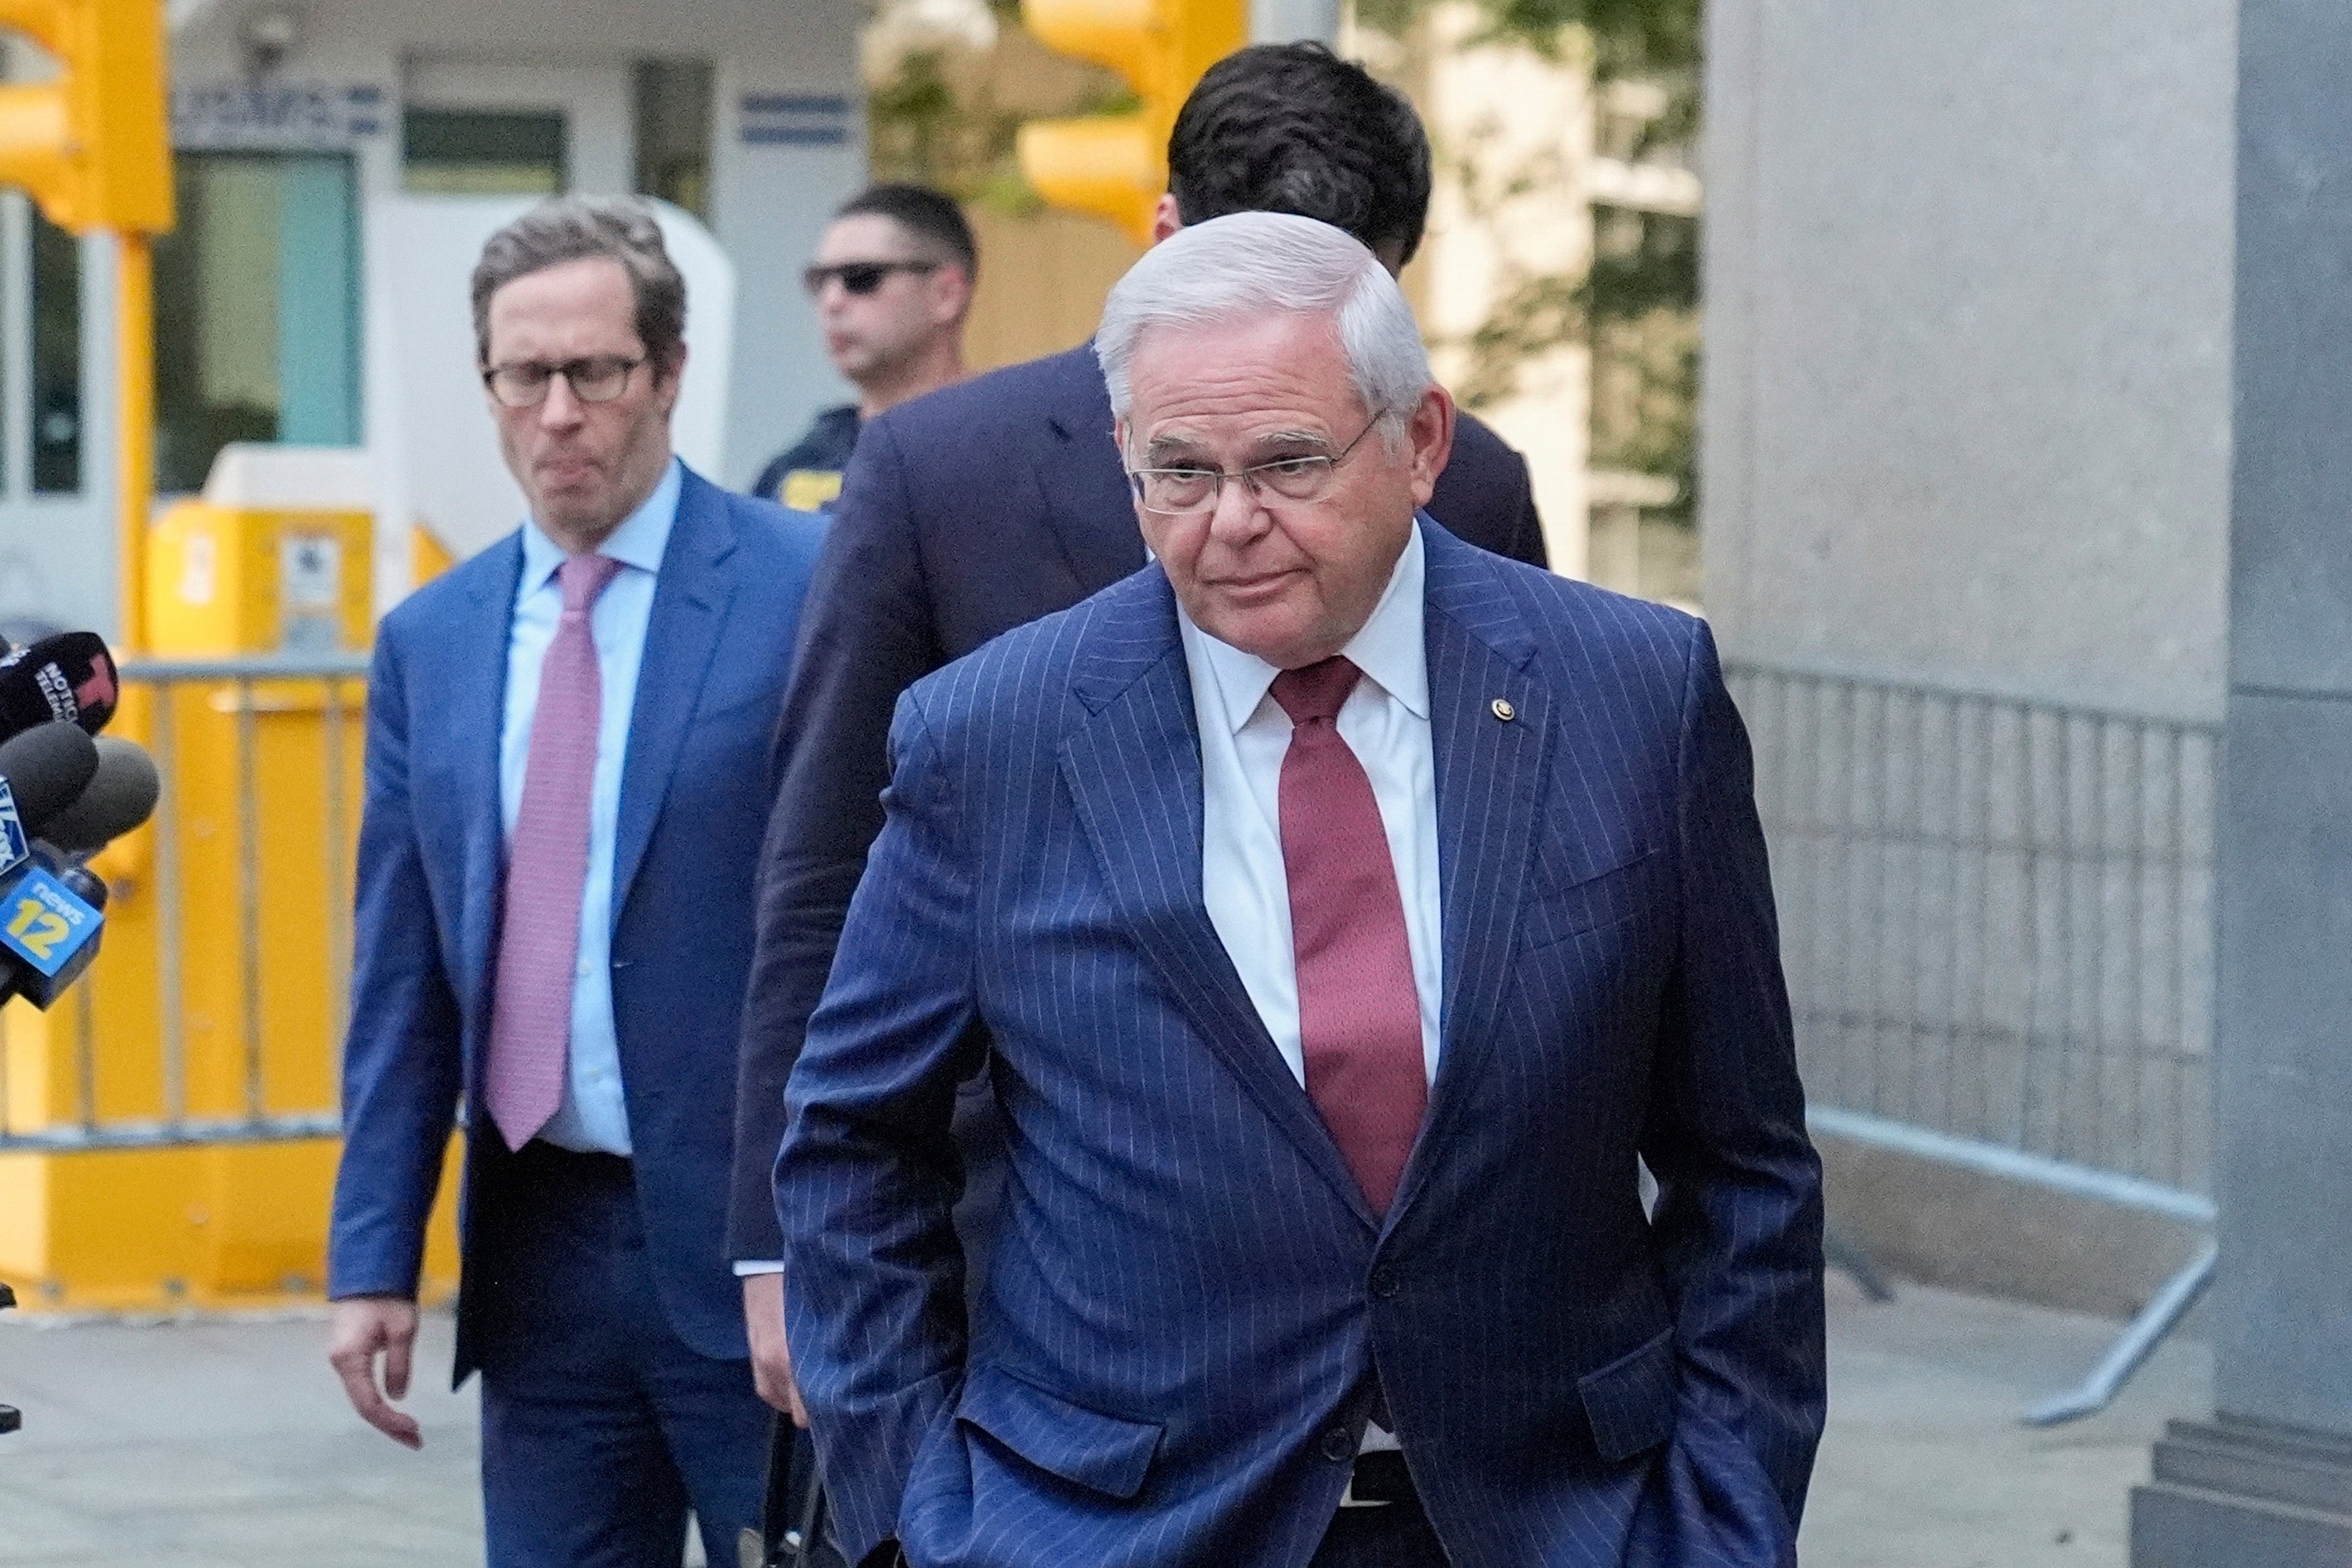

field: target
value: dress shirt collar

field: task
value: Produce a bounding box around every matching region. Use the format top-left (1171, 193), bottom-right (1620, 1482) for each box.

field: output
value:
top-left (518, 456), bottom-right (683, 593)
top-left (1179, 522), bottom-right (1430, 734)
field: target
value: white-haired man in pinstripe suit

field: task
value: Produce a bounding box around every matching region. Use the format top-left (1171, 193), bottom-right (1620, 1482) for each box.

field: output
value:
top-left (778, 211), bottom-right (1826, 1568)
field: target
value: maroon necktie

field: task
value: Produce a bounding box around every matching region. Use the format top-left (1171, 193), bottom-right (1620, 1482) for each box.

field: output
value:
top-left (485, 552), bottom-right (621, 1151)
top-left (1272, 656), bottom-right (1430, 1215)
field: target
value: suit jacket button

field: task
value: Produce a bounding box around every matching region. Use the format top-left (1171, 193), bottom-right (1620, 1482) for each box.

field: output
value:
top-left (1369, 1266), bottom-right (1401, 1300)
top-left (1321, 1426), bottom-right (1355, 1463)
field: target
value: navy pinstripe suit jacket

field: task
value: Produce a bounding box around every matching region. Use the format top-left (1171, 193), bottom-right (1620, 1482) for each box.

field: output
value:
top-left (776, 521), bottom-right (1825, 1567)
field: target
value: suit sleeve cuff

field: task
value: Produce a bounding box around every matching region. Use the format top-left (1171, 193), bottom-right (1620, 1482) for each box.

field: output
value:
top-left (732, 1260), bottom-right (785, 1276)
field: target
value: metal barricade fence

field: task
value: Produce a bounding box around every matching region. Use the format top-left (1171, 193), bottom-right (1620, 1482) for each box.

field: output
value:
top-left (1727, 656), bottom-right (2221, 1421)
top-left (0, 653), bottom-right (369, 1155)
top-left (0, 647), bottom-right (2224, 1392)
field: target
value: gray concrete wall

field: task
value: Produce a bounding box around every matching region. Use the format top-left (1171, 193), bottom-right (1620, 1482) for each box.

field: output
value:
top-left (1702, 0), bottom-right (2238, 721)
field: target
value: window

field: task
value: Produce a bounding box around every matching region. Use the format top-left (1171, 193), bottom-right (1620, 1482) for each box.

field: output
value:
top-left (403, 108), bottom-right (567, 195)
top-left (152, 153), bottom-right (361, 495)
top-left (633, 60), bottom-right (713, 220)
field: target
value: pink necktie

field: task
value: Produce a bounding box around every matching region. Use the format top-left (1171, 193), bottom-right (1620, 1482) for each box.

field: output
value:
top-left (485, 552), bottom-right (622, 1151)
top-left (1272, 657), bottom-right (1430, 1215)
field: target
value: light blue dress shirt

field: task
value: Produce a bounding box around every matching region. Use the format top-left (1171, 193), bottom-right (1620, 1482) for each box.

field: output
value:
top-left (499, 458), bottom-right (683, 1156)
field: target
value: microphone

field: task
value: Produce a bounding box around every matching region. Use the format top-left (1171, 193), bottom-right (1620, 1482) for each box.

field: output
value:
top-left (0, 633), bottom-right (118, 742)
top-left (0, 721), bottom-right (100, 871)
top-left (0, 724), bottom-right (108, 1008)
top-left (0, 846), bottom-right (106, 1008)
top-left (40, 738), bottom-right (161, 854)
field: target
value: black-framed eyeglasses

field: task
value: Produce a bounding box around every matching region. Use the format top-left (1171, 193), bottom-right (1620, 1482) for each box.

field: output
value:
top-left (1126, 412), bottom-right (1387, 517)
top-left (803, 259), bottom-right (939, 297)
top-left (481, 355), bottom-right (645, 408)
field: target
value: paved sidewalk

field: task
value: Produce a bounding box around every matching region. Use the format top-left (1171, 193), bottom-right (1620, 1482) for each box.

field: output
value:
top-left (0, 1276), bottom-right (2206, 1566)
top-left (1803, 1275), bottom-right (2207, 1568)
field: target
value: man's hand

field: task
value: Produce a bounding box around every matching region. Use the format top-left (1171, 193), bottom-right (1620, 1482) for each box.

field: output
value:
top-left (744, 1271), bottom-right (809, 1426)
top-left (328, 1294), bottom-right (423, 1449)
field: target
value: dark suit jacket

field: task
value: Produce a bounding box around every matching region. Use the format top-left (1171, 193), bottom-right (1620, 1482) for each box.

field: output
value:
top-left (729, 343), bottom-right (1549, 1256)
top-left (776, 521), bottom-right (1826, 1566)
top-left (327, 467), bottom-right (824, 1375)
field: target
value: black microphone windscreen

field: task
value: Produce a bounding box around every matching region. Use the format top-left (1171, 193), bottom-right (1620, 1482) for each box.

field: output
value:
top-left (41, 738), bottom-right (162, 852)
top-left (0, 632), bottom-right (117, 741)
top-left (0, 723), bottom-right (98, 838)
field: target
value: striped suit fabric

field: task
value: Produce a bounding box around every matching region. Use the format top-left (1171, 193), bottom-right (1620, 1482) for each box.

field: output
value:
top-left (777, 519), bottom-right (1826, 1567)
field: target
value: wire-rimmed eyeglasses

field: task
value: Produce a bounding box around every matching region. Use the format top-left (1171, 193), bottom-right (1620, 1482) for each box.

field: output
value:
top-left (1125, 412), bottom-right (1386, 517)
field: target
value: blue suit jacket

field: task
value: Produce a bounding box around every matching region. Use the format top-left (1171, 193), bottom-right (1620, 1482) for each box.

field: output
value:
top-left (329, 467), bottom-right (823, 1376)
top-left (778, 522), bottom-right (1827, 1567)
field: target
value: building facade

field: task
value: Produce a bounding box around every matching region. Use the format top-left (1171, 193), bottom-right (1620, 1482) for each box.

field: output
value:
top-left (0, 0), bottom-right (867, 634)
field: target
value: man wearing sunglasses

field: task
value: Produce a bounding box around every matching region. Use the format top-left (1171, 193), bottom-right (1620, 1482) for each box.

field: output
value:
top-left (732, 41), bottom-right (1558, 1453)
top-left (751, 185), bottom-right (975, 514)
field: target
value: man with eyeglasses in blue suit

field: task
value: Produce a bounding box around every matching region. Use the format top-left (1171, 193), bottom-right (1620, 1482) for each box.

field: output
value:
top-left (325, 197), bottom-right (825, 1568)
top-left (733, 44), bottom-right (1560, 1440)
top-left (780, 212), bottom-right (1824, 1568)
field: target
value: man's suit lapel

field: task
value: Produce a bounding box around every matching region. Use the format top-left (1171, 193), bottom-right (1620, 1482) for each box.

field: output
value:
top-left (611, 470), bottom-right (735, 922)
top-left (453, 535), bottom-right (524, 1048)
top-left (1391, 523), bottom-right (1550, 1223)
top-left (1060, 572), bottom-right (1380, 1231)
top-left (1032, 346), bottom-right (1145, 595)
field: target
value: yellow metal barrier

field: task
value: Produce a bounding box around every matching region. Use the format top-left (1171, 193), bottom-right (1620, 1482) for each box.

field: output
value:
top-left (0, 661), bottom-right (462, 1310)
top-left (0, 499), bottom-right (463, 1311)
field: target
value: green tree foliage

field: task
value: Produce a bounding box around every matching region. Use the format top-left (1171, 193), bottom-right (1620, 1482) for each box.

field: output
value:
top-left (1362, 0), bottom-right (1702, 527)
top-left (1355, 0), bottom-right (1698, 72)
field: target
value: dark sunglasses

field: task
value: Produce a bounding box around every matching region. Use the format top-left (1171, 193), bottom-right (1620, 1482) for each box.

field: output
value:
top-left (803, 259), bottom-right (939, 297)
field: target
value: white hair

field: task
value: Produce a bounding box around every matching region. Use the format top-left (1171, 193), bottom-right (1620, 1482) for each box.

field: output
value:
top-left (1094, 211), bottom-right (1432, 445)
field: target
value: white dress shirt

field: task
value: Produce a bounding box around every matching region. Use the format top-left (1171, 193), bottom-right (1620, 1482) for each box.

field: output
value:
top-left (499, 458), bottom-right (682, 1157)
top-left (1176, 527), bottom-right (1442, 1458)
top-left (1177, 524), bottom-right (1444, 1090)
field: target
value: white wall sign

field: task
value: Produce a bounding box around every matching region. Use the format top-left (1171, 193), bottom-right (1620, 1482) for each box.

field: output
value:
top-left (172, 81), bottom-right (389, 152)
top-left (280, 534), bottom-right (341, 611)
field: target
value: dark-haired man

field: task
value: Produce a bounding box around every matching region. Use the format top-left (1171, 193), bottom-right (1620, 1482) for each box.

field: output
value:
top-left (732, 41), bottom-right (1554, 1420)
top-left (753, 183), bottom-right (974, 512)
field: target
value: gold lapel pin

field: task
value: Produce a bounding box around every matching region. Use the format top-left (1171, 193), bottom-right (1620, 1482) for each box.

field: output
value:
top-left (1490, 697), bottom-right (1516, 722)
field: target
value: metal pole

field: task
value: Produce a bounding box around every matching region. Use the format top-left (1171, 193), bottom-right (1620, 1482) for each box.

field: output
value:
top-left (237, 678), bottom-right (263, 1122)
top-left (155, 686), bottom-right (184, 1128)
top-left (2024, 1242), bottom-right (2218, 1427)
top-left (116, 232), bottom-right (153, 656)
top-left (324, 677), bottom-right (350, 1053)
top-left (74, 975), bottom-right (96, 1132)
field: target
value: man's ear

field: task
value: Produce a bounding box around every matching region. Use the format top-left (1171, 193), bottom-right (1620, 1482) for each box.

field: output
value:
top-left (932, 263), bottom-right (975, 328)
top-left (1404, 384), bottom-right (1455, 509)
top-left (653, 343), bottom-right (690, 413)
top-left (1150, 194), bottom-right (1182, 245)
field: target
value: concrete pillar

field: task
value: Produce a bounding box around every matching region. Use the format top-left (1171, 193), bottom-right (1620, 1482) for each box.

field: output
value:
top-left (2131, 4), bottom-right (2352, 1561)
